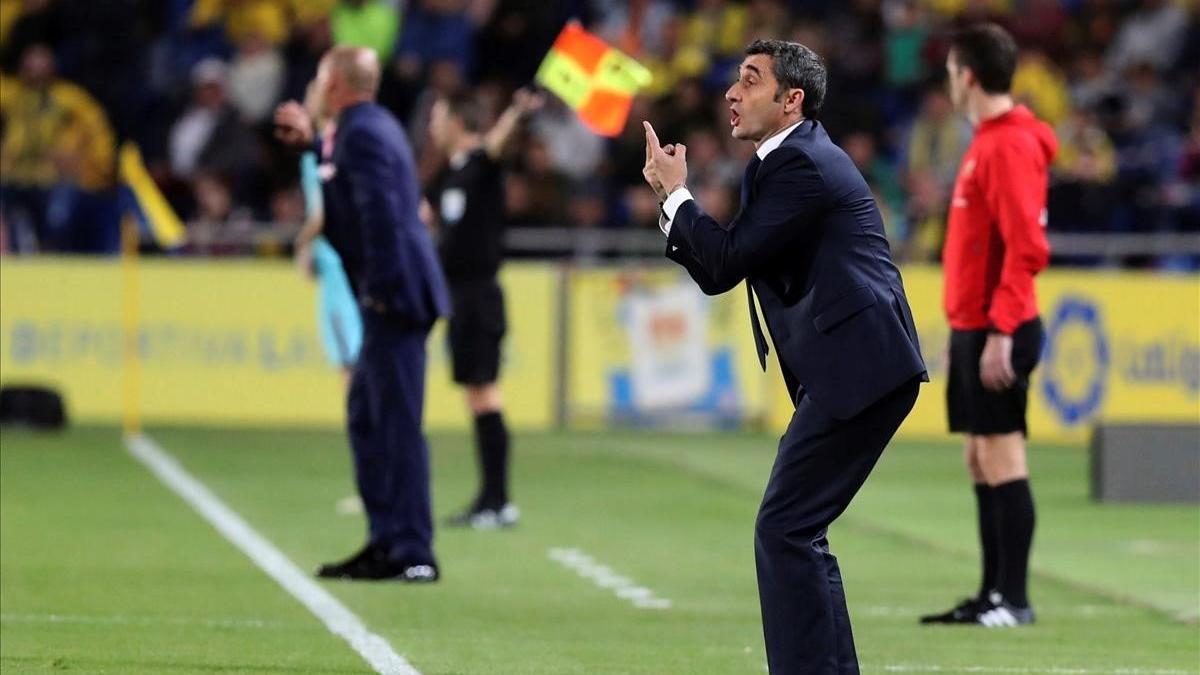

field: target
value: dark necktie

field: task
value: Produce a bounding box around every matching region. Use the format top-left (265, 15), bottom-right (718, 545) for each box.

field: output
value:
top-left (740, 156), bottom-right (769, 371)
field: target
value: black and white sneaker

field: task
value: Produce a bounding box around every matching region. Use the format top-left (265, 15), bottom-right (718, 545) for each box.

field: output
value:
top-left (919, 595), bottom-right (992, 624)
top-left (976, 591), bottom-right (1035, 627)
top-left (445, 502), bottom-right (520, 530)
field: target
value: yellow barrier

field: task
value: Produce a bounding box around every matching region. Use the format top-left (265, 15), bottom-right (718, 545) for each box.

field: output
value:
top-left (766, 267), bottom-right (1200, 443)
top-left (2, 259), bottom-right (1196, 443)
top-left (565, 267), bottom-right (770, 427)
top-left (0, 259), bottom-right (556, 429)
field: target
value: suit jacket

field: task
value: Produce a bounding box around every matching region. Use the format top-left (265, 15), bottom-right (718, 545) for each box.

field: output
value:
top-left (322, 102), bottom-right (450, 328)
top-left (666, 119), bottom-right (926, 420)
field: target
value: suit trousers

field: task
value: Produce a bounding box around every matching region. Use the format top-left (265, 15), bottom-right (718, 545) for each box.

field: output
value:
top-left (347, 311), bottom-right (436, 565)
top-left (755, 377), bottom-right (920, 674)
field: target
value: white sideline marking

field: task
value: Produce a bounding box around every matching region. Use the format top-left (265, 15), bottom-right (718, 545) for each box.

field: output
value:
top-left (870, 666), bottom-right (1193, 674)
top-left (547, 547), bottom-right (672, 610)
top-left (1, 612), bottom-right (285, 630)
top-left (125, 434), bottom-right (419, 675)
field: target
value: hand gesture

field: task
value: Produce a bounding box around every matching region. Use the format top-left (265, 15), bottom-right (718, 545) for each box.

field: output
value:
top-left (642, 121), bottom-right (687, 202)
top-left (511, 87), bottom-right (546, 117)
top-left (274, 101), bottom-right (315, 147)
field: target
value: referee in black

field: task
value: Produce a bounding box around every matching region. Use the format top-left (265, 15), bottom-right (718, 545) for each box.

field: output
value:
top-left (424, 88), bottom-right (543, 529)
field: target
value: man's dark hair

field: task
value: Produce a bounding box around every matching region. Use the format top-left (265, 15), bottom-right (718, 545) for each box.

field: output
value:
top-left (949, 23), bottom-right (1018, 94)
top-left (744, 39), bottom-right (826, 119)
top-left (441, 91), bottom-right (485, 133)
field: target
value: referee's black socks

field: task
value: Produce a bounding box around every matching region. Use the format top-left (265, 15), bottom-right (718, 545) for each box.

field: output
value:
top-left (474, 411), bottom-right (510, 508)
top-left (992, 478), bottom-right (1036, 608)
top-left (974, 483), bottom-right (1000, 601)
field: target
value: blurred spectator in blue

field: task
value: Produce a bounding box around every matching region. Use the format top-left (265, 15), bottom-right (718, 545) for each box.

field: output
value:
top-left (396, 0), bottom-right (477, 85)
top-left (0, 44), bottom-right (117, 253)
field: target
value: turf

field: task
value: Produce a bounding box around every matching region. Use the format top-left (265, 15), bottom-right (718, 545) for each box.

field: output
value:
top-left (2, 426), bottom-right (1197, 674)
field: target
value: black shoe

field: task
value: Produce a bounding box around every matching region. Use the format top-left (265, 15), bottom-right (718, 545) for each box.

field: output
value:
top-left (444, 500), bottom-right (520, 530)
top-left (976, 591), bottom-right (1035, 627)
top-left (919, 594), bottom-right (991, 624)
top-left (316, 544), bottom-right (440, 583)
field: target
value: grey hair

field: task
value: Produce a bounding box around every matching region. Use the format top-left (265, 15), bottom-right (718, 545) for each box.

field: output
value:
top-left (744, 39), bottom-right (827, 119)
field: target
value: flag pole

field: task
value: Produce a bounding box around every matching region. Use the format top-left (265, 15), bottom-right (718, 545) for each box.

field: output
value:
top-left (120, 213), bottom-right (142, 437)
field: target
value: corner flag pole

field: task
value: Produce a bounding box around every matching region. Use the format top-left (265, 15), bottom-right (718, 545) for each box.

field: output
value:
top-left (120, 214), bottom-right (142, 436)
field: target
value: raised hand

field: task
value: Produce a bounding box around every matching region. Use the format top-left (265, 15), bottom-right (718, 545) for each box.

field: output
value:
top-left (274, 101), bottom-right (315, 147)
top-left (642, 121), bottom-right (687, 202)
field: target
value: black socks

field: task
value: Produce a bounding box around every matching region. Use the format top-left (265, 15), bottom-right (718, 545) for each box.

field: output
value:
top-left (974, 483), bottom-right (1000, 600)
top-left (474, 411), bottom-right (510, 508)
top-left (991, 478), bottom-right (1036, 608)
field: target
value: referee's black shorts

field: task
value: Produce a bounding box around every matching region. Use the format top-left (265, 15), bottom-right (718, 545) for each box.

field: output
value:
top-left (947, 317), bottom-right (1044, 436)
top-left (447, 278), bottom-right (506, 386)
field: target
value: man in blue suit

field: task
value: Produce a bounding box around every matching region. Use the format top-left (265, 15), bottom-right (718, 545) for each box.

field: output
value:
top-left (275, 46), bottom-right (450, 582)
top-left (644, 40), bottom-right (927, 673)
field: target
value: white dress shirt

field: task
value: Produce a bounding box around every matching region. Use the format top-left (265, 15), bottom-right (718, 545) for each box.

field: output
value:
top-left (659, 119), bottom-right (805, 236)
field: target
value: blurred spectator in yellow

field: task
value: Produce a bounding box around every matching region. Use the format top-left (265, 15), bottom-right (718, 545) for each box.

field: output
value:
top-left (901, 84), bottom-right (972, 261)
top-left (1048, 107), bottom-right (1119, 264)
top-left (0, 44), bottom-right (116, 252)
top-left (289, 0), bottom-right (337, 28)
top-left (1012, 49), bottom-right (1069, 126)
top-left (681, 0), bottom-right (747, 60)
top-left (332, 0), bottom-right (400, 62)
top-left (190, 0), bottom-right (291, 48)
top-left (1055, 109), bottom-right (1118, 185)
top-left (0, 0), bottom-right (21, 46)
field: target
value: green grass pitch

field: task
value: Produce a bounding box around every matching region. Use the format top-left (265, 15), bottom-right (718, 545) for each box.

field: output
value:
top-left (2, 426), bottom-right (1197, 674)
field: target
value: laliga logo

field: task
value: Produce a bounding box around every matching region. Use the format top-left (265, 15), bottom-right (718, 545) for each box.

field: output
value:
top-left (1041, 297), bottom-right (1109, 425)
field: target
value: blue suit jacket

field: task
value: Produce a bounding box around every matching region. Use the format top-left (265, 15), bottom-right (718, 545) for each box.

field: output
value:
top-left (666, 119), bottom-right (927, 419)
top-left (322, 102), bottom-right (450, 328)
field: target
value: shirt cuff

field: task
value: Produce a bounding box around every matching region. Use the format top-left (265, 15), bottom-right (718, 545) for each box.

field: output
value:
top-left (659, 187), bottom-right (694, 236)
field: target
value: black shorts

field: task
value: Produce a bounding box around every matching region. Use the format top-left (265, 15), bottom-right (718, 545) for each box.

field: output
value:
top-left (447, 279), bottom-right (506, 386)
top-left (947, 317), bottom-right (1044, 436)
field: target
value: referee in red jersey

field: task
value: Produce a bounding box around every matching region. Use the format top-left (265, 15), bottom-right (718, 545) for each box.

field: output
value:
top-left (921, 23), bottom-right (1057, 627)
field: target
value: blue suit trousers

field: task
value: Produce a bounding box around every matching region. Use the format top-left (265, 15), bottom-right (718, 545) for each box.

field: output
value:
top-left (347, 312), bottom-right (435, 565)
top-left (755, 377), bottom-right (920, 674)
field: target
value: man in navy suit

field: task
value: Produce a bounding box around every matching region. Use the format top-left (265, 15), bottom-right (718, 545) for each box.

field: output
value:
top-left (275, 46), bottom-right (450, 582)
top-left (643, 40), bottom-right (927, 673)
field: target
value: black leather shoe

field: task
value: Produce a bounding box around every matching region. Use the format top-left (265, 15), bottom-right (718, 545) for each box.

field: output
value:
top-left (316, 543), bottom-right (379, 578)
top-left (316, 545), bottom-right (440, 583)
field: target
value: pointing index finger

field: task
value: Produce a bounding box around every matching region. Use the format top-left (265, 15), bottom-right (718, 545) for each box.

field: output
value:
top-left (643, 121), bottom-right (661, 151)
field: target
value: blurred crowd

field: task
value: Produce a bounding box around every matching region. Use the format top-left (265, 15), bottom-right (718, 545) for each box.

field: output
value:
top-left (0, 0), bottom-right (1197, 266)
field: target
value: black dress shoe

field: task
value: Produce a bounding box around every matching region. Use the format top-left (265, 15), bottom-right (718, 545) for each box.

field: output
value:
top-left (316, 544), bottom-right (440, 582)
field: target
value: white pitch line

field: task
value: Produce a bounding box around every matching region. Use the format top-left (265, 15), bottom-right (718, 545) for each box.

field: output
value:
top-left (125, 434), bottom-right (419, 675)
top-left (0, 612), bottom-right (285, 630)
top-left (548, 547), bottom-right (672, 610)
top-left (870, 665), bottom-right (1194, 675)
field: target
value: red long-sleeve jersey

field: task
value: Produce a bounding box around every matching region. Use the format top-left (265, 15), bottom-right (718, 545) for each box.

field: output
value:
top-left (942, 105), bottom-right (1057, 335)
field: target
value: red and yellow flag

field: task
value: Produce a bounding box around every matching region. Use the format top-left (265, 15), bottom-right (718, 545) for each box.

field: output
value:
top-left (535, 22), bottom-right (652, 137)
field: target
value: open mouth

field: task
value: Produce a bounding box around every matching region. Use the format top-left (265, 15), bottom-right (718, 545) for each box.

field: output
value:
top-left (730, 110), bottom-right (740, 127)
